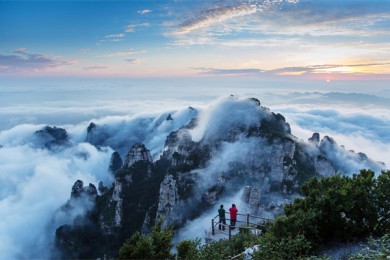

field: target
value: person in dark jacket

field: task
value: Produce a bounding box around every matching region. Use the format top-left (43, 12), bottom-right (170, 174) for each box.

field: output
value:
top-left (229, 204), bottom-right (238, 229)
top-left (218, 205), bottom-right (226, 230)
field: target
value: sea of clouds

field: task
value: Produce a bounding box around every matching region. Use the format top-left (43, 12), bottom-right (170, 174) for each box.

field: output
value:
top-left (0, 77), bottom-right (389, 258)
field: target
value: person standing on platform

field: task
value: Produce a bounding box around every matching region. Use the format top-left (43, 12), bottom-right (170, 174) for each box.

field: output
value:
top-left (218, 205), bottom-right (226, 230)
top-left (229, 204), bottom-right (238, 229)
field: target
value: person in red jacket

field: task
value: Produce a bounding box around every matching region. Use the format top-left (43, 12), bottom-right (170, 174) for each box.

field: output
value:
top-left (229, 204), bottom-right (238, 229)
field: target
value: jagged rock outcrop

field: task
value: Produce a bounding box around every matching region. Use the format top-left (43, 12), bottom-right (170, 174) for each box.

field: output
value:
top-left (166, 113), bottom-right (173, 121)
top-left (33, 126), bottom-right (70, 149)
top-left (122, 143), bottom-right (152, 168)
top-left (308, 133), bottom-right (320, 146)
top-left (71, 180), bottom-right (97, 199)
top-left (319, 135), bottom-right (385, 174)
top-left (108, 151), bottom-right (123, 174)
top-left (270, 140), bottom-right (296, 182)
top-left (100, 179), bottom-right (123, 234)
top-left (314, 155), bottom-right (335, 177)
top-left (98, 181), bottom-right (108, 194)
top-left (85, 122), bottom-right (109, 147)
top-left (156, 175), bottom-right (179, 225)
top-left (241, 186), bottom-right (262, 215)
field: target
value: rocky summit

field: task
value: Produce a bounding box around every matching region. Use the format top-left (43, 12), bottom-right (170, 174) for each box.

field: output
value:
top-left (52, 96), bottom-right (386, 258)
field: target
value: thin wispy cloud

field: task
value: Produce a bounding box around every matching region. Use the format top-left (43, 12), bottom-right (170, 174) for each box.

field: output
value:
top-left (0, 49), bottom-right (76, 73)
top-left (104, 33), bottom-right (125, 38)
top-left (194, 67), bottom-right (264, 75)
top-left (125, 58), bottom-right (140, 64)
top-left (97, 50), bottom-right (145, 58)
top-left (195, 62), bottom-right (390, 77)
top-left (84, 65), bottom-right (107, 71)
top-left (171, 0), bottom-right (300, 35)
top-left (137, 9), bottom-right (152, 14)
top-left (124, 23), bottom-right (150, 33)
top-left (173, 4), bottom-right (258, 35)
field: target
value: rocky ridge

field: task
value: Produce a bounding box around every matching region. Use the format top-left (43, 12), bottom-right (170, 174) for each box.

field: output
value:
top-left (53, 96), bottom-right (386, 258)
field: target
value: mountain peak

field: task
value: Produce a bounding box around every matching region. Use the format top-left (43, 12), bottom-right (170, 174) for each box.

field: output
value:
top-left (122, 143), bottom-right (152, 168)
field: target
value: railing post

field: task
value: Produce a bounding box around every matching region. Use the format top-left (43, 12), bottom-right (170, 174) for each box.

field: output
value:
top-left (212, 218), bottom-right (215, 236)
top-left (247, 213), bottom-right (249, 226)
top-left (229, 225), bottom-right (231, 240)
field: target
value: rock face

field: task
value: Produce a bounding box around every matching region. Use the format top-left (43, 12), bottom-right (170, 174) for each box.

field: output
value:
top-left (122, 143), bottom-right (152, 168)
top-left (34, 126), bottom-right (70, 149)
top-left (308, 132), bottom-right (320, 146)
top-left (70, 180), bottom-right (97, 199)
top-left (108, 151), bottom-right (123, 174)
top-left (241, 186), bottom-right (262, 215)
top-left (314, 155), bottom-right (335, 177)
top-left (85, 122), bottom-right (108, 147)
top-left (156, 175), bottom-right (179, 225)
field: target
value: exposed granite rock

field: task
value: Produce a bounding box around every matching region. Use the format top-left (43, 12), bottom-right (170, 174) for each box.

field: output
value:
top-left (98, 181), bottom-right (108, 194)
top-left (141, 209), bottom-right (153, 235)
top-left (314, 155), bottom-right (335, 177)
top-left (319, 135), bottom-right (385, 174)
top-left (34, 126), bottom-right (70, 149)
top-left (85, 122), bottom-right (103, 146)
top-left (99, 179), bottom-right (123, 235)
top-left (156, 175), bottom-right (179, 225)
top-left (248, 97), bottom-right (261, 106)
top-left (241, 186), bottom-right (262, 215)
top-left (108, 151), bottom-right (123, 174)
top-left (204, 190), bottom-right (217, 205)
top-left (111, 180), bottom-right (123, 227)
top-left (166, 114), bottom-right (173, 121)
top-left (71, 180), bottom-right (97, 199)
top-left (122, 143), bottom-right (152, 168)
top-left (308, 133), bottom-right (320, 146)
top-left (269, 140), bottom-right (296, 182)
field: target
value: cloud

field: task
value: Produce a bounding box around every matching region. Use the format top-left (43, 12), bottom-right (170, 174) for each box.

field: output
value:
top-left (194, 62), bottom-right (390, 77)
top-left (174, 3), bottom-right (258, 35)
top-left (195, 67), bottom-right (264, 75)
top-left (84, 65), bottom-right (107, 71)
top-left (168, 0), bottom-right (389, 49)
top-left (105, 33), bottom-right (125, 38)
top-left (125, 58), bottom-right (140, 64)
top-left (124, 23), bottom-right (150, 33)
top-left (189, 96), bottom-right (268, 142)
top-left (0, 49), bottom-right (76, 73)
top-left (0, 138), bottom-right (113, 259)
top-left (170, 0), bottom-right (301, 35)
top-left (97, 33), bottom-right (125, 44)
top-left (125, 26), bottom-right (134, 33)
top-left (97, 50), bottom-right (145, 58)
top-left (137, 9), bottom-right (152, 14)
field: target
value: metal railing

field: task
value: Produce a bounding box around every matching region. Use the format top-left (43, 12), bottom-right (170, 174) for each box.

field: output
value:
top-left (211, 212), bottom-right (271, 240)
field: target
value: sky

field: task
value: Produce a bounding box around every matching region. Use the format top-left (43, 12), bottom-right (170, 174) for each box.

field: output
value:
top-left (1, 0), bottom-right (390, 79)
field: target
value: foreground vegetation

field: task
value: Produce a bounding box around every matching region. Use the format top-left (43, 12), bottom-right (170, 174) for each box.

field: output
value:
top-left (119, 169), bottom-right (390, 259)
